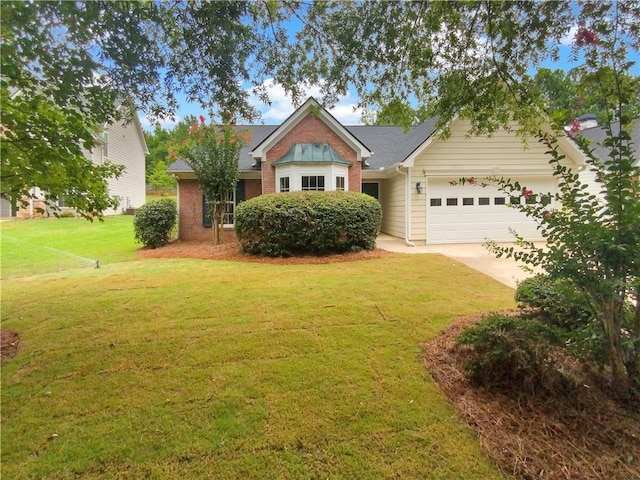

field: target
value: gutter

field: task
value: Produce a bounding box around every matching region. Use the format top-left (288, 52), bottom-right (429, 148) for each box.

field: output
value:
top-left (395, 165), bottom-right (415, 247)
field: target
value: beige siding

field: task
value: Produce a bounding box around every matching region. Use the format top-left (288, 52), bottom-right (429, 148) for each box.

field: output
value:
top-left (95, 119), bottom-right (147, 214)
top-left (415, 119), bottom-right (563, 175)
top-left (380, 175), bottom-right (405, 238)
top-left (410, 170), bottom-right (427, 242)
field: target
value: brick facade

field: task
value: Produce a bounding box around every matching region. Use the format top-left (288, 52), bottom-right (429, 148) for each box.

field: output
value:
top-left (177, 112), bottom-right (364, 241)
top-left (262, 114), bottom-right (361, 194)
top-left (245, 179), bottom-right (262, 200)
top-left (178, 179), bottom-right (211, 242)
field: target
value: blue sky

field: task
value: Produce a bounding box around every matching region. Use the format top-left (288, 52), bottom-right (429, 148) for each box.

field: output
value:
top-left (139, 26), bottom-right (583, 131)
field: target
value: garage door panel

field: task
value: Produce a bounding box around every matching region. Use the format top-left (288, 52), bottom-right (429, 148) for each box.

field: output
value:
top-left (426, 177), bottom-right (553, 244)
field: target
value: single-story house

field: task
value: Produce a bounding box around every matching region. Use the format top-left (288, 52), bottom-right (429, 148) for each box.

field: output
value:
top-left (4, 107), bottom-right (148, 218)
top-left (168, 97), bottom-right (587, 245)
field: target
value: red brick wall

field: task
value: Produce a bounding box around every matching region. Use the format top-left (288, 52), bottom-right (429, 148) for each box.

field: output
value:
top-left (178, 178), bottom-right (263, 241)
top-left (262, 114), bottom-right (361, 193)
top-left (178, 179), bottom-right (212, 241)
top-left (245, 179), bottom-right (262, 200)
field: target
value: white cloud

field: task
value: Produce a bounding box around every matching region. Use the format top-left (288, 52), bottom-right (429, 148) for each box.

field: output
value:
top-left (139, 114), bottom-right (181, 131)
top-left (560, 25), bottom-right (578, 46)
top-left (249, 79), bottom-right (365, 125)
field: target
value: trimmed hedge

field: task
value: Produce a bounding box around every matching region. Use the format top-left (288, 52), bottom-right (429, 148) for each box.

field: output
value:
top-left (234, 191), bottom-right (382, 257)
top-left (133, 198), bottom-right (177, 248)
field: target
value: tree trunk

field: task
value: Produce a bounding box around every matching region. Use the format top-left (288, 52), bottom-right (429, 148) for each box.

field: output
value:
top-left (601, 297), bottom-right (631, 398)
top-left (210, 205), bottom-right (224, 245)
top-left (626, 285), bottom-right (640, 395)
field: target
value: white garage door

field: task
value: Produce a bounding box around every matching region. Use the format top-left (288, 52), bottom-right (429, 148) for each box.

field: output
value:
top-left (426, 177), bottom-right (556, 244)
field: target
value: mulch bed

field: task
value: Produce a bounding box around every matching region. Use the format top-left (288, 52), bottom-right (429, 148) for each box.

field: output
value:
top-left (422, 314), bottom-right (640, 480)
top-left (137, 231), bottom-right (388, 265)
top-left (1, 329), bottom-right (20, 363)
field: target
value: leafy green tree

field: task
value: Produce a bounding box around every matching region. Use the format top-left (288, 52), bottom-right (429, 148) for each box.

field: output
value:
top-left (144, 126), bottom-right (172, 182)
top-left (148, 160), bottom-right (176, 195)
top-left (364, 99), bottom-right (432, 127)
top-left (533, 67), bottom-right (640, 127)
top-left (277, 0), bottom-right (639, 397)
top-left (1, 1), bottom-right (291, 218)
top-left (177, 117), bottom-right (250, 244)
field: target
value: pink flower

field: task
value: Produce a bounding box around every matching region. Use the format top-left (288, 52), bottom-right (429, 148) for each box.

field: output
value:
top-left (576, 27), bottom-right (598, 46)
top-left (169, 152), bottom-right (176, 159)
top-left (467, 177), bottom-right (476, 185)
top-left (544, 211), bottom-right (553, 219)
top-left (522, 188), bottom-right (534, 200)
top-left (199, 115), bottom-right (206, 124)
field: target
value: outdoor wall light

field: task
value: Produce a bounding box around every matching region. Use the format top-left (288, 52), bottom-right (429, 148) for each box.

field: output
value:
top-left (416, 182), bottom-right (423, 194)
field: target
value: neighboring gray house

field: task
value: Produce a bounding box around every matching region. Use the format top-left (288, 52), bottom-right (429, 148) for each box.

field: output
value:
top-left (578, 119), bottom-right (640, 200)
top-left (169, 97), bottom-right (587, 244)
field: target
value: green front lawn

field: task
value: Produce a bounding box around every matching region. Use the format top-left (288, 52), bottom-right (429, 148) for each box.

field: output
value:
top-left (1, 216), bottom-right (138, 279)
top-left (1, 219), bottom-right (515, 479)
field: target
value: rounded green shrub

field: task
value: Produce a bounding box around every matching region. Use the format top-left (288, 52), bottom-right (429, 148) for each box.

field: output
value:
top-left (455, 314), bottom-right (571, 395)
top-left (234, 191), bottom-right (382, 257)
top-left (133, 198), bottom-right (177, 248)
top-left (515, 274), bottom-right (593, 330)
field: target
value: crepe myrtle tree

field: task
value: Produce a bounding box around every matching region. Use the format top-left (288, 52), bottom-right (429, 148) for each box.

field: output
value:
top-left (175, 116), bottom-right (250, 245)
top-left (455, 119), bottom-right (639, 397)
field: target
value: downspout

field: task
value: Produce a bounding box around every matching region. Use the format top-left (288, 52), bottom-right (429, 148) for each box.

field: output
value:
top-left (395, 165), bottom-right (415, 247)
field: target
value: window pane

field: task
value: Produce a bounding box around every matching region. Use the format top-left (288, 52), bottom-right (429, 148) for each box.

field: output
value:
top-left (301, 175), bottom-right (325, 191)
top-left (525, 195), bottom-right (537, 205)
top-left (430, 198), bottom-right (442, 207)
top-left (336, 176), bottom-right (345, 191)
top-left (463, 197), bottom-right (474, 206)
top-left (541, 195), bottom-right (551, 206)
top-left (446, 198), bottom-right (458, 206)
top-left (280, 177), bottom-right (290, 192)
top-left (494, 197), bottom-right (506, 205)
top-left (510, 196), bottom-right (521, 205)
top-left (479, 197), bottom-right (490, 205)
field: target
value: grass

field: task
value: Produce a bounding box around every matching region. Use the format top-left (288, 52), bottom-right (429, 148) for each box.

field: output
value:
top-left (1, 216), bottom-right (139, 279)
top-left (1, 219), bottom-right (516, 479)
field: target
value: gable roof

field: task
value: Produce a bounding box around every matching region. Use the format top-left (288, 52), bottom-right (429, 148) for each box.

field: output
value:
top-left (167, 120), bottom-right (435, 174)
top-left (249, 97), bottom-right (372, 163)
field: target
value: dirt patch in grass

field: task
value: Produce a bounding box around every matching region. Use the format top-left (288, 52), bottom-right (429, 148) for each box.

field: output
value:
top-left (1, 329), bottom-right (20, 363)
top-left (137, 231), bottom-right (388, 265)
top-left (423, 315), bottom-right (640, 480)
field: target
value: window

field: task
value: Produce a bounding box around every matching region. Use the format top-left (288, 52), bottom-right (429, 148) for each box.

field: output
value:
top-left (280, 177), bottom-right (290, 192)
top-left (463, 197), bottom-right (474, 206)
top-left (336, 176), bottom-right (345, 191)
top-left (430, 198), bottom-right (442, 207)
top-left (203, 181), bottom-right (245, 227)
top-left (541, 195), bottom-right (551, 206)
top-left (302, 175), bottom-right (325, 191)
top-left (57, 195), bottom-right (68, 208)
top-left (510, 196), bottom-right (521, 205)
top-left (494, 197), bottom-right (506, 205)
top-left (479, 197), bottom-right (490, 205)
top-left (100, 132), bottom-right (109, 160)
top-left (525, 195), bottom-right (537, 205)
top-left (446, 198), bottom-right (458, 206)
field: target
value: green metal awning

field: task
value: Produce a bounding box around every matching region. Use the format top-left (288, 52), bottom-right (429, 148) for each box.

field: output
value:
top-left (272, 143), bottom-right (351, 166)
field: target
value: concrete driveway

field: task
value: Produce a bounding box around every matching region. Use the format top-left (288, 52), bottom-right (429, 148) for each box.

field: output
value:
top-left (376, 234), bottom-right (539, 289)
